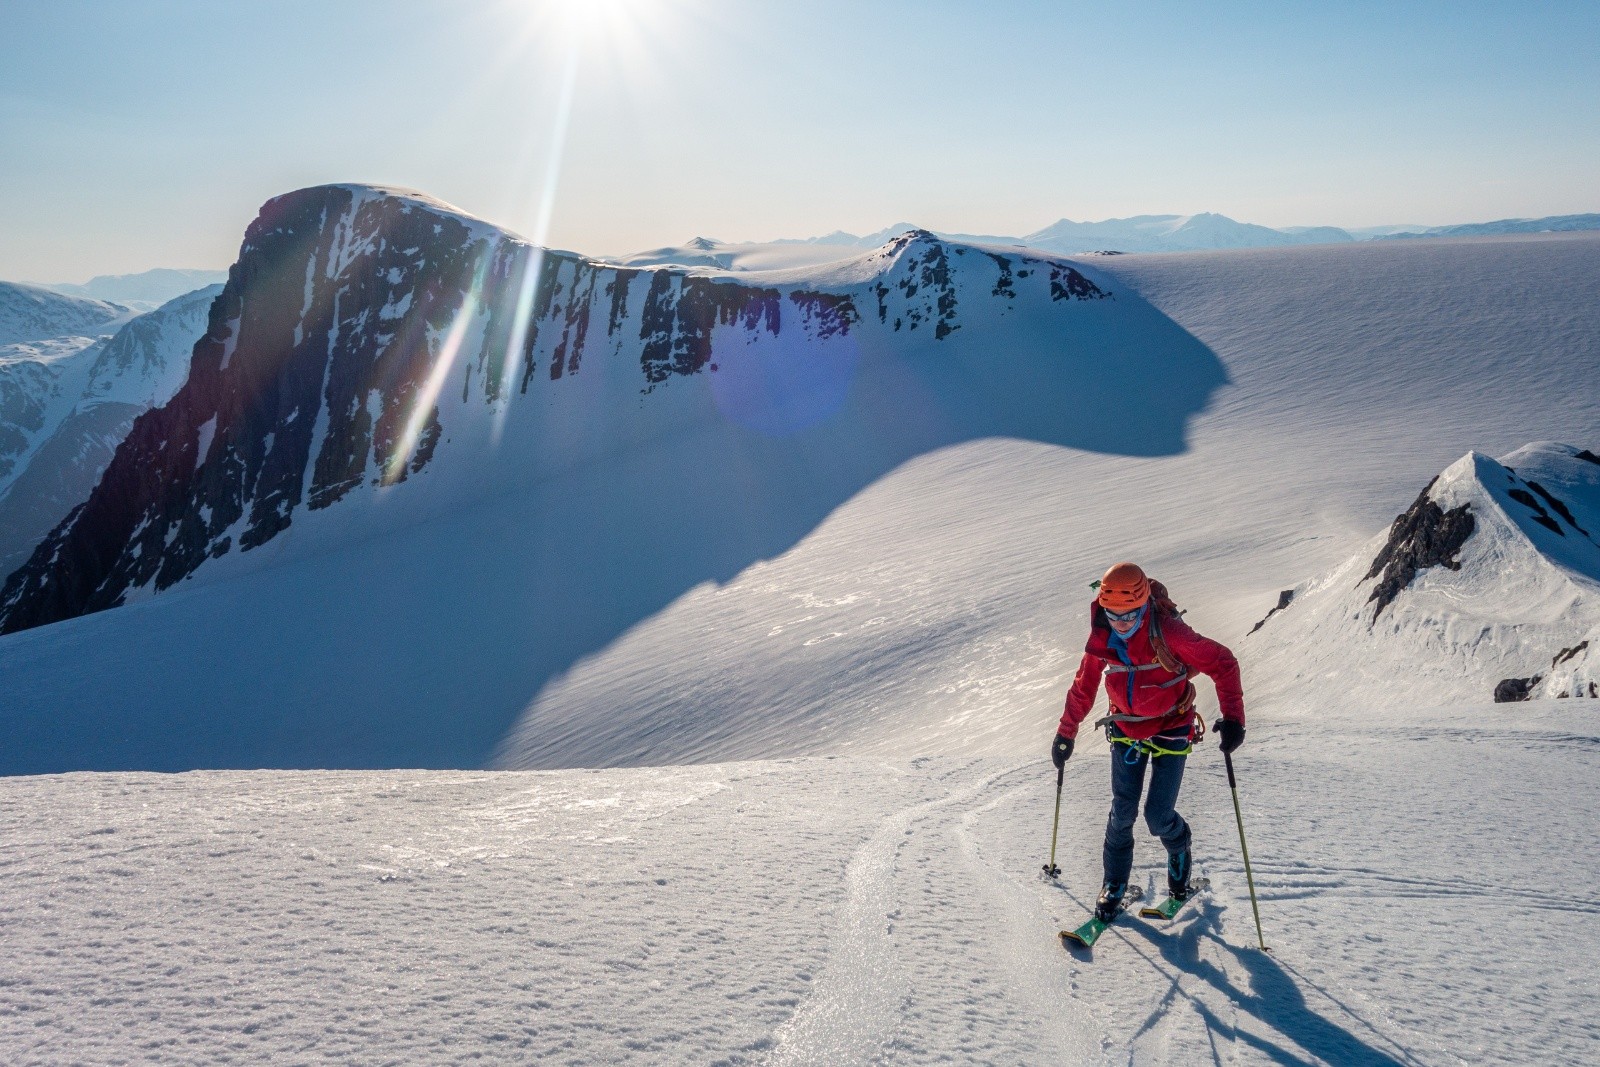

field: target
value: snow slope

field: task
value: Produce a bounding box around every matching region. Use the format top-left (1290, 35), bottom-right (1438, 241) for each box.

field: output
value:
top-left (3, 699), bottom-right (1595, 1065)
top-left (0, 285), bottom-right (221, 579)
top-left (1, 335), bottom-right (101, 490)
top-left (482, 233), bottom-right (1600, 771)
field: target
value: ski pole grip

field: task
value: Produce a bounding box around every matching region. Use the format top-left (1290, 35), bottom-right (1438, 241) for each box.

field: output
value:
top-left (1224, 750), bottom-right (1237, 790)
top-left (1056, 763), bottom-right (1064, 789)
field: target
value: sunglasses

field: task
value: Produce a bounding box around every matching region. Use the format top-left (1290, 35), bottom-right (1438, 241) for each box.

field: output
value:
top-left (1104, 606), bottom-right (1144, 624)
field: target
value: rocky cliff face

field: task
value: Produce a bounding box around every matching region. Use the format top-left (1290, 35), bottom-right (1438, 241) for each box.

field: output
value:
top-left (1, 185), bottom-right (1116, 635)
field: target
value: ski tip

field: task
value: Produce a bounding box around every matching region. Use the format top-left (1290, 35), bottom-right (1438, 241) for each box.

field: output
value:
top-left (1060, 917), bottom-right (1107, 949)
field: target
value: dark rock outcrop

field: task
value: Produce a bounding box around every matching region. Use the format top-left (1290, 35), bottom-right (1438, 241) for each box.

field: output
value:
top-left (985, 253), bottom-right (1016, 299)
top-left (1362, 477), bottom-right (1476, 622)
top-left (1526, 480), bottom-right (1591, 537)
top-left (1507, 488), bottom-right (1565, 535)
top-left (1248, 589), bottom-right (1296, 635)
top-left (1493, 675), bottom-right (1542, 702)
top-left (1552, 641), bottom-right (1590, 668)
top-left (872, 231), bottom-right (960, 338)
top-left (1049, 264), bottom-right (1107, 302)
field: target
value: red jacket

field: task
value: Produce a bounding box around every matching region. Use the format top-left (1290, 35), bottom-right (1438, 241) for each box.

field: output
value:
top-left (1058, 600), bottom-right (1245, 741)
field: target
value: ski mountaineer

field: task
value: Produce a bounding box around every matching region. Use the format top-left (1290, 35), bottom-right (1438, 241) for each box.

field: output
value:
top-left (1052, 562), bottom-right (1246, 925)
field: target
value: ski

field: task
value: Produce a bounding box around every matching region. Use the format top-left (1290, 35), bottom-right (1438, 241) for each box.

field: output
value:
top-left (1059, 886), bottom-right (1143, 948)
top-left (1140, 877), bottom-right (1210, 920)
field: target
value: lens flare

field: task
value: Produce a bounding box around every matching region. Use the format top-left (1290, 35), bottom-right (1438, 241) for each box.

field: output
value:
top-left (386, 245), bottom-right (498, 486)
top-left (494, 38), bottom-right (581, 442)
top-left (485, 0), bottom-right (688, 440)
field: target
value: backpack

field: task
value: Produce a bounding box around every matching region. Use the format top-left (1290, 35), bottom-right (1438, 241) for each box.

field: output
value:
top-left (1144, 579), bottom-right (1186, 676)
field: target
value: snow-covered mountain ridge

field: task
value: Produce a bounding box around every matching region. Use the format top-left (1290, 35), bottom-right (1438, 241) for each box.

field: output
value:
top-left (0, 281), bottom-right (131, 346)
top-left (0, 284), bottom-right (221, 579)
top-left (0, 181), bottom-right (1242, 771)
top-left (1250, 442), bottom-right (1600, 711)
top-left (0, 185), bottom-right (1163, 638)
top-left (0, 220), bottom-right (1597, 1067)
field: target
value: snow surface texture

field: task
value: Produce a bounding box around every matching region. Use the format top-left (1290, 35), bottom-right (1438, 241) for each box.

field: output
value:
top-left (3, 703), bottom-right (1596, 1065)
top-left (0, 285), bottom-right (220, 578)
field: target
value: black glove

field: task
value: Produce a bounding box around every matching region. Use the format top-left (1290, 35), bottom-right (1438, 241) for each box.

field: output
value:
top-left (1215, 718), bottom-right (1245, 754)
top-left (1051, 732), bottom-right (1074, 768)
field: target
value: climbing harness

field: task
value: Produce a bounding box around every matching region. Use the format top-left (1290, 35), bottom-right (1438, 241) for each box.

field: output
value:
top-left (1093, 710), bottom-right (1205, 759)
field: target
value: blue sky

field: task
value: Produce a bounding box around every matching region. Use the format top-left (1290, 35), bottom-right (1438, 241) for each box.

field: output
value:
top-left (3, 0), bottom-right (1597, 281)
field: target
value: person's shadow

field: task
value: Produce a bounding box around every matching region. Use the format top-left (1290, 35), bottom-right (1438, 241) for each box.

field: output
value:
top-left (0, 187), bottom-right (1231, 772)
top-left (1073, 896), bottom-right (1420, 1066)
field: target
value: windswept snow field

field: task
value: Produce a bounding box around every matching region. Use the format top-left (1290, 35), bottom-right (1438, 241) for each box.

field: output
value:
top-left (2, 203), bottom-right (1598, 1064)
top-left (4, 701), bottom-right (1596, 1064)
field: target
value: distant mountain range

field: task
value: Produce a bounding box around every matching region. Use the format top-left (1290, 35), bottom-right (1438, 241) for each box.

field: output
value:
top-left (31, 268), bottom-right (229, 312)
top-left (770, 211), bottom-right (1600, 257)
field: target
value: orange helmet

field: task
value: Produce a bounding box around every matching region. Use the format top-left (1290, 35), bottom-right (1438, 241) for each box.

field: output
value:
top-left (1097, 562), bottom-right (1150, 613)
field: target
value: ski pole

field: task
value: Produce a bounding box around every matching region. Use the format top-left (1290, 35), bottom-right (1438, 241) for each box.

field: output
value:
top-left (1224, 749), bottom-right (1267, 950)
top-left (1043, 763), bottom-right (1063, 878)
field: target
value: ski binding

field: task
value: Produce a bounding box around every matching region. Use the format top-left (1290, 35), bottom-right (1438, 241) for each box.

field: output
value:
top-left (1059, 886), bottom-right (1144, 948)
top-left (1139, 877), bottom-right (1211, 920)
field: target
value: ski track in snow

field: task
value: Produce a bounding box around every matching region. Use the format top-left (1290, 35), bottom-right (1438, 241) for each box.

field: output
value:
top-left (768, 758), bottom-right (1103, 1066)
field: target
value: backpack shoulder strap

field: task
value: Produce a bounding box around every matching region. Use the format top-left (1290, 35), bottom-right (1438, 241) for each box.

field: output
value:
top-left (1147, 611), bottom-right (1188, 676)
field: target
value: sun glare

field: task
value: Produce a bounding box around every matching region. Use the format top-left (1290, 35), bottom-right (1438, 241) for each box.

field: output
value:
top-left (560, 0), bottom-right (652, 42)
top-left (473, 0), bottom-right (690, 443)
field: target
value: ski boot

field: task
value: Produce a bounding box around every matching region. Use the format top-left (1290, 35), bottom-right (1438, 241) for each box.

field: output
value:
top-left (1094, 881), bottom-right (1129, 923)
top-left (1167, 848), bottom-right (1193, 901)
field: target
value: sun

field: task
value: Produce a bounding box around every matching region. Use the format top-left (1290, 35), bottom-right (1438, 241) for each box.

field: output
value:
top-left (560, 0), bottom-right (650, 38)
top-left (549, 0), bottom-right (672, 59)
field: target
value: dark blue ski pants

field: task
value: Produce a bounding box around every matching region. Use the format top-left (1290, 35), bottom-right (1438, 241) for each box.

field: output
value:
top-left (1103, 739), bottom-right (1191, 886)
